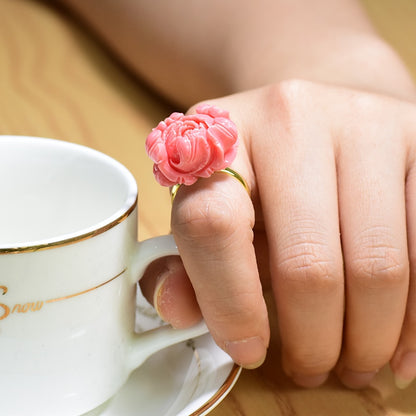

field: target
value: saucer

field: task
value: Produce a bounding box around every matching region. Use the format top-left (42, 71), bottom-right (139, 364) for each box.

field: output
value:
top-left (96, 333), bottom-right (241, 416)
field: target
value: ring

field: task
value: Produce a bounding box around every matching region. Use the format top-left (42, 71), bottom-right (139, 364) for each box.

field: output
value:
top-left (170, 167), bottom-right (250, 203)
top-left (145, 103), bottom-right (250, 203)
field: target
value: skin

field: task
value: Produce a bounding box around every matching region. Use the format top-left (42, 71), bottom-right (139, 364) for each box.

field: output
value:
top-left (60, 0), bottom-right (416, 389)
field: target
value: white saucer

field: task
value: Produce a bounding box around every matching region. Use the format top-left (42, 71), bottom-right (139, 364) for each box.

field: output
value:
top-left (93, 333), bottom-right (240, 416)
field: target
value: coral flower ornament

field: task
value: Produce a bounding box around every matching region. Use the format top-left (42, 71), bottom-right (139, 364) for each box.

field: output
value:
top-left (145, 104), bottom-right (239, 186)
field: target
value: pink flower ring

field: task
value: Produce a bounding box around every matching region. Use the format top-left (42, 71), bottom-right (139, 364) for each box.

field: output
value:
top-left (145, 104), bottom-right (239, 187)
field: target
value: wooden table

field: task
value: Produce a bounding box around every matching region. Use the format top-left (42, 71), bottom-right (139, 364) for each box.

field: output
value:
top-left (1, 0), bottom-right (415, 414)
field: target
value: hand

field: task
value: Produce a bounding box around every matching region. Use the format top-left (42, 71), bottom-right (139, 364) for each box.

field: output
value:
top-left (141, 79), bottom-right (416, 389)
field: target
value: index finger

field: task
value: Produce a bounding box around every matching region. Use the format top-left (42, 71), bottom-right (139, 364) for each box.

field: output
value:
top-left (171, 169), bottom-right (270, 368)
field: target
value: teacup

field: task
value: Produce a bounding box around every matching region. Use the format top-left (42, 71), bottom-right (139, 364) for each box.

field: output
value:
top-left (0, 136), bottom-right (208, 416)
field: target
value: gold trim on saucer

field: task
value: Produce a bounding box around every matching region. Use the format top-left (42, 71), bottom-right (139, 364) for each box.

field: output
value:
top-left (0, 197), bottom-right (137, 255)
top-left (189, 364), bottom-right (242, 416)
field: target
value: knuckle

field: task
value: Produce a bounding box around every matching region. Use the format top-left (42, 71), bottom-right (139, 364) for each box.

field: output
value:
top-left (209, 306), bottom-right (248, 327)
top-left (276, 232), bottom-right (341, 294)
top-left (207, 289), bottom-right (262, 325)
top-left (267, 79), bottom-right (314, 104)
top-left (261, 80), bottom-right (331, 149)
top-left (206, 292), bottom-right (268, 339)
top-left (264, 79), bottom-right (315, 121)
top-left (349, 256), bottom-right (406, 289)
top-left (172, 192), bottom-right (251, 243)
top-left (348, 229), bottom-right (408, 290)
top-left (349, 255), bottom-right (407, 290)
top-left (348, 90), bottom-right (381, 115)
top-left (285, 346), bottom-right (339, 375)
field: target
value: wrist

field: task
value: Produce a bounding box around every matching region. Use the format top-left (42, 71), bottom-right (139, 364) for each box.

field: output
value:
top-left (226, 34), bottom-right (416, 102)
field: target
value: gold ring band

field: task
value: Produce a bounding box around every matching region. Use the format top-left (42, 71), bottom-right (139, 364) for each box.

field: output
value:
top-left (170, 167), bottom-right (250, 203)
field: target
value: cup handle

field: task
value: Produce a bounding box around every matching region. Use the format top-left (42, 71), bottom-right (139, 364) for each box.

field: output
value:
top-left (127, 235), bottom-right (209, 371)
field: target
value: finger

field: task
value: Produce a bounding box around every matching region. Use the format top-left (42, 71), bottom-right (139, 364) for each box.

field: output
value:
top-left (336, 115), bottom-right (409, 389)
top-left (391, 144), bottom-right (416, 389)
top-left (171, 169), bottom-right (270, 369)
top-left (253, 93), bottom-right (344, 387)
top-left (140, 256), bottom-right (202, 328)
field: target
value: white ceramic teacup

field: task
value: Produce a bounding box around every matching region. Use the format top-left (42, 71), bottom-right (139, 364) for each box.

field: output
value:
top-left (0, 136), bottom-right (208, 416)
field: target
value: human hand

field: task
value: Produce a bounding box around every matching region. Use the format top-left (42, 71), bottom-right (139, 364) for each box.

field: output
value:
top-left (141, 79), bottom-right (416, 389)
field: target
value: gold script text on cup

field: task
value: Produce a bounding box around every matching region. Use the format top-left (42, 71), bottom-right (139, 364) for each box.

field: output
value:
top-left (0, 268), bottom-right (126, 321)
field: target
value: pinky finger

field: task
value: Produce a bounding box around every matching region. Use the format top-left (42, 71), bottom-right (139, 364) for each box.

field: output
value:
top-left (391, 167), bottom-right (416, 389)
top-left (391, 279), bottom-right (416, 389)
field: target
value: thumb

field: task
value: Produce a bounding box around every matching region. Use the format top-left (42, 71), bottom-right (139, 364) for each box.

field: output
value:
top-left (140, 255), bottom-right (202, 329)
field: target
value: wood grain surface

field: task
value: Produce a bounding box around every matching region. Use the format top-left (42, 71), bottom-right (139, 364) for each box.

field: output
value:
top-left (1, 1), bottom-right (415, 415)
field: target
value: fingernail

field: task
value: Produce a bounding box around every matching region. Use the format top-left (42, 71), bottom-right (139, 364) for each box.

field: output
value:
top-left (395, 376), bottom-right (413, 390)
top-left (393, 351), bottom-right (416, 390)
top-left (291, 373), bottom-right (329, 388)
top-left (224, 337), bottom-right (267, 369)
top-left (153, 256), bottom-right (185, 325)
top-left (153, 272), bottom-right (170, 323)
top-left (339, 369), bottom-right (378, 389)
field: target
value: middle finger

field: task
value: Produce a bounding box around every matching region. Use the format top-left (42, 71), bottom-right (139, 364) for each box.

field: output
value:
top-left (254, 89), bottom-right (344, 387)
top-left (336, 104), bottom-right (409, 388)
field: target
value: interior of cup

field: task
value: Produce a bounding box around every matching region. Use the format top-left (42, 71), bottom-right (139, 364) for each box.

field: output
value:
top-left (0, 136), bottom-right (137, 248)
